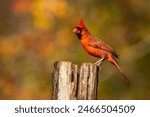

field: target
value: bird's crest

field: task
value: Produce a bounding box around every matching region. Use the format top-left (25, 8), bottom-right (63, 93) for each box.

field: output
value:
top-left (76, 18), bottom-right (86, 28)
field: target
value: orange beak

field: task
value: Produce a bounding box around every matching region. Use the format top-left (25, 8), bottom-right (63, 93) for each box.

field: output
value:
top-left (73, 28), bottom-right (80, 33)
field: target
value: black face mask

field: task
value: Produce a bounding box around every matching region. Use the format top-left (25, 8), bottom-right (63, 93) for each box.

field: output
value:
top-left (75, 27), bottom-right (83, 40)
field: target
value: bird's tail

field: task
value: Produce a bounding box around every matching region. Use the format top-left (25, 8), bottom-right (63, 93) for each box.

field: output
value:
top-left (109, 57), bottom-right (129, 84)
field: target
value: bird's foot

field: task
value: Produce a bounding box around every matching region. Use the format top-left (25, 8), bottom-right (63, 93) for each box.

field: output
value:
top-left (94, 58), bottom-right (105, 71)
top-left (94, 62), bottom-right (102, 71)
top-left (94, 58), bottom-right (105, 66)
top-left (94, 61), bottom-right (102, 66)
top-left (94, 59), bottom-right (103, 66)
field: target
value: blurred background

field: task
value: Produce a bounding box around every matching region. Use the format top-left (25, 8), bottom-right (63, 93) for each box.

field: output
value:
top-left (0, 0), bottom-right (150, 99)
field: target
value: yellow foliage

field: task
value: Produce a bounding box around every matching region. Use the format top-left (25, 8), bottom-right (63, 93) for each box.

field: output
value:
top-left (0, 36), bottom-right (24, 58)
top-left (30, 0), bottom-right (69, 30)
top-left (56, 27), bottom-right (72, 47)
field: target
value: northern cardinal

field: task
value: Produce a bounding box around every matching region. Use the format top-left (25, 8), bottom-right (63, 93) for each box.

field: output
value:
top-left (73, 19), bottom-right (129, 84)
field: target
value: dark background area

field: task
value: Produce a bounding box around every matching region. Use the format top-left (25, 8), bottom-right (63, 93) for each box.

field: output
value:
top-left (0, 0), bottom-right (150, 99)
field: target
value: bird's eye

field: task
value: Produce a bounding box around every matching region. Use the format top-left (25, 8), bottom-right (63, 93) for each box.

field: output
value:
top-left (76, 27), bottom-right (82, 31)
top-left (76, 27), bottom-right (83, 34)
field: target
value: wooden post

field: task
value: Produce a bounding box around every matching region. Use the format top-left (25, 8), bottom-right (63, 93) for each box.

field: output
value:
top-left (77, 63), bottom-right (99, 100)
top-left (52, 61), bottom-right (99, 100)
top-left (52, 61), bottom-right (78, 100)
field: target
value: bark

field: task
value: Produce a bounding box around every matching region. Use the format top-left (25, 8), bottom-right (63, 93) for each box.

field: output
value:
top-left (52, 61), bottom-right (99, 100)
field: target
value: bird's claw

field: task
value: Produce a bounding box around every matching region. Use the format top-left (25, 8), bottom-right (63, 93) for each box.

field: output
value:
top-left (94, 61), bottom-right (102, 66)
top-left (94, 58), bottom-right (104, 66)
top-left (94, 62), bottom-right (102, 71)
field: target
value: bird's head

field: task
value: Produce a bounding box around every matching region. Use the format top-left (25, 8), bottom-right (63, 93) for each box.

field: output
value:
top-left (73, 19), bottom-right (89, 39)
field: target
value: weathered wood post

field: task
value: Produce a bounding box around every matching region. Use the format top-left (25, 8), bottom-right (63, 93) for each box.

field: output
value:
top-left (52, 61), bottom-right (99, 100)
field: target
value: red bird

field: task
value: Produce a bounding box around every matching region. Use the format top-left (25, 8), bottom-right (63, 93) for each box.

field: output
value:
top-left (73, 19), bottom-right (129, 84)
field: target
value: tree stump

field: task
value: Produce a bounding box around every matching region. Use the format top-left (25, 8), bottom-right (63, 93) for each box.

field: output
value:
top-left (52, 61), bottom-right (99, 100)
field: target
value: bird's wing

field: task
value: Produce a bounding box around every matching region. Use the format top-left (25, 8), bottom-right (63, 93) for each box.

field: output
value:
top-left (88, 36), bottom-right (119, 58)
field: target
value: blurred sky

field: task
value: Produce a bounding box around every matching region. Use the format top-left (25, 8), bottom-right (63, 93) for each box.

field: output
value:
top-left (0, 0), bottom-right (150, 99)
